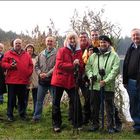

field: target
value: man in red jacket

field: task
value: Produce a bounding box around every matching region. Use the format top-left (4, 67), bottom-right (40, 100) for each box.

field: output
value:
top-left (2, 38), bottom-right (33, 122)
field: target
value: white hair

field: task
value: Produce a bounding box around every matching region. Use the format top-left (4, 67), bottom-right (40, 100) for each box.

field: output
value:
top-left (64, 32), bottom-right (79, 47)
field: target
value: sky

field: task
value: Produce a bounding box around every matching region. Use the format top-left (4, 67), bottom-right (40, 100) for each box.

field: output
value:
top-left (0, 1), bottom-right (140, 37)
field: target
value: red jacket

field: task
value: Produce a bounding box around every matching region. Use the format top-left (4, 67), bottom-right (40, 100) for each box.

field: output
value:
top-left (2, 49), bottom-right (33, 85)
top-left (51, 46), bottom-right (84, 89)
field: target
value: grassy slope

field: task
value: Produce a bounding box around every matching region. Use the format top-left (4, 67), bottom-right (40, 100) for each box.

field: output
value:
top-left (0, 95), bottom-right (140, 139)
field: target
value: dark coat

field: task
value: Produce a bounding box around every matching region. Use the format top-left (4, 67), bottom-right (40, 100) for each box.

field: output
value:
top-left (123, 42), bottom-right (140, 85)
top-left (0, 53), bottom-right (7, 94)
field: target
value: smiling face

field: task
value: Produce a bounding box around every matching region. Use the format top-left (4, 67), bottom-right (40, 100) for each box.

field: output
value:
top-left (45, 36), bottom-right (55, 50)
top-left (68, 36), bottom-right (77, 47)
top-left (99, 40), bottom-right (110, 53)
top-left (91, 30), bottom-right (99, 41)
top-left (26, 46), bottom-right (34, 55)
top-left (79, 33), bottom-right (88, 47)
top-left (131, 29), bottom-right (140, 45)
top-left (13, 39), bottom-right (22, 51)
top-left (100, 40), bottom-right (110, 48)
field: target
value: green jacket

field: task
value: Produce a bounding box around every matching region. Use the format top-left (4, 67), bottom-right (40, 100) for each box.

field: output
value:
top-left (85, 49), bottom-right (120, 92)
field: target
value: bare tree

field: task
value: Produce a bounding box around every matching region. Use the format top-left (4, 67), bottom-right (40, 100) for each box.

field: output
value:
top-left (46, 19), bottom-right (63, 48)
top-left (70, 8), bottom-right (122, 50)
top-left (70, 8), bottom-right (125, 118)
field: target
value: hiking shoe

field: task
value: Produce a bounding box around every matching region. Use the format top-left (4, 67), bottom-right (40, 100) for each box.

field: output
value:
top-left (78, 127), bottom-right (83, 131)
top-left (114, 124), bottom-right (122, 132)
top-left (88, 127), bottom-right (99, 132)
top-left (31, 118), bottom-right (40, 123)
top-left (53, 127), bottom-right (61, 132)
top-left (20, 115), bottom-right (28, 121)
top-left (7, 117), bottom-right (14, 122)
top-left (108, 128), bottom-right (115, 134)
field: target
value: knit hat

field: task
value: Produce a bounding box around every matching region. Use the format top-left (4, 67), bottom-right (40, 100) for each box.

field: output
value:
top-left (99, 35), bottom-right (112, 45)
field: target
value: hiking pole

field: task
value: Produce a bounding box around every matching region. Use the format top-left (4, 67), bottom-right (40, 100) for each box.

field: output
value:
top-left (99, 69), bottom-right (105, 130)
top-left (100, 81), bottom-right (105, 129)
top-left (73, 64), bottom-right (80, 134)
top-left (90, 75), bottom-right (97, 124)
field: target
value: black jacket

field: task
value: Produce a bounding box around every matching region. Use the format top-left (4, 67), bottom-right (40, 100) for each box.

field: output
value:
top-left (0, 53), bottom-right (6, 94)
top-left (123, 42), bottom-right (140, 85)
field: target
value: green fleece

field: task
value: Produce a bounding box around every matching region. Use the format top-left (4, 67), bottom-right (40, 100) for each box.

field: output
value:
top-left (85, 50), bottom-right (120, 92)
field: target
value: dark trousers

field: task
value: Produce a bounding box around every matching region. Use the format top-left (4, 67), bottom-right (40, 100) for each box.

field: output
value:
top-left (68, 85), bottom-right (90, 123)
top-left (127, 79), bottom-right (140, 130)
top-left (52, 86), bottom-right (83, 128)
top-left (90, 90), bottom-right (115, 129)
top-left (25, 88), bottom-right (37, 114)
top-left (7, 84), bottom-right (26, 118)
top-left (114, 105), bottom-right (122, 127)
top-left (80, 85), bottom-right (91, 122)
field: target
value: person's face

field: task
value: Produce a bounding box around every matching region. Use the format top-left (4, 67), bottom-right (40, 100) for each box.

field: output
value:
top-left (13, 39), bottom-right (22, 51)
top-left (0, 46), bottom-right (3, 52)
top-left (68, 36), bottom-right (77, 47)
top-left (45, 37), bottom-right (55, 49)
top-left (100, 40), bottom-right (109, 49)
top-left (91, 31), bottom-right (99, 41)
top-left (131, 30), bottom-right (140, 45)
top-left (79, 34), bottom-right (88, 46)
top-left (26, 47), bottom-right (33, 55)
top-left (88, 49), bottom-right (93, 56)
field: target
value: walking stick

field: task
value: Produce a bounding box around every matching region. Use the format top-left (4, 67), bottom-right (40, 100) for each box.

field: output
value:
top-left (73, 64), bottom-right (80, 134)
top-left (99, 69), bottom-right (105, 130)
top-left (100, 79), bottom-right (105, 129)
top-left (90, 75), bottom-right (97, 124)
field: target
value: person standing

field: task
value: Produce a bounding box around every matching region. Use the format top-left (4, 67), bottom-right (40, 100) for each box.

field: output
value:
top-left (123, 28), bottom-right (140, 134)
top-left (25, 44), bottom-right (38, 115)
top-left (0, 43), bottom-right (7, 104)
top-left (79, 32), bottom-right (91, 124)
top-left (90, 29), bottom-right (122, 132)
top-left (32, 36), bottom-right (57, 122)
top-left (2, 38), bottom-right (33, 121)
top-left (51, 32), bottom-right (83, 132)
top-left (86, 35), bottom-right (120, 133)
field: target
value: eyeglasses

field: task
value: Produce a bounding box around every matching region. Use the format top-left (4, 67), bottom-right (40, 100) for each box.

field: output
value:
top-left (79, 36), bottom-right (87, 39)
top-left (47, 40), bottom-right (53, 43)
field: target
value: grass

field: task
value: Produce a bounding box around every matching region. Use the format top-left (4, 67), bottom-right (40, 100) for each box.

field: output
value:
top-left (0, 94), bottom-right (140, 139)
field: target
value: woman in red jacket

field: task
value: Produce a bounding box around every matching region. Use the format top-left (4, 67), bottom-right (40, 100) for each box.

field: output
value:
top-left (2, 38), bottom-right (33, 122)
top-left (51, 32), bottom-right (84, 132)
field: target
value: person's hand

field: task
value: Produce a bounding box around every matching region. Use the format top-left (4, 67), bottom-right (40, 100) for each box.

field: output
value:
top-left (100, 80), bottom-right (105, 87)
top-left (73, 59), bottom-right (80, 65)
top-left (89, 78), bottom-right (92, 86)
top-left (10, 62), bottom-right (17, 68)
top-left (39, 73), bottom-right (47, 79)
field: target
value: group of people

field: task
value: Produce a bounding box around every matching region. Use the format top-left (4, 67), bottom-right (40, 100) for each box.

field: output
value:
top-left (0, 28), bottom-right (140, 134)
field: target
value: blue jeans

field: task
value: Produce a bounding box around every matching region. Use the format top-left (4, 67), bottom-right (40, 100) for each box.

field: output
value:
top-left (127, 79), bottom-right (140, 130)
top-left (0, 94), bottom-right (4, 103)
top-left (33, 84), bottom-right (54, 119)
